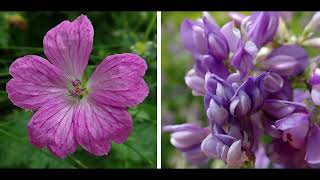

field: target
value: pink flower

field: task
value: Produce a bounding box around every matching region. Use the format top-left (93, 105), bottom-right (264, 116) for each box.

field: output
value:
top-left (6, 15), bottom-right (149, 158)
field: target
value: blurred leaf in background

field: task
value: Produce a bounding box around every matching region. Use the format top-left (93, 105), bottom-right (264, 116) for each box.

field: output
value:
top-left (0, 11), bottom-right (157, 168)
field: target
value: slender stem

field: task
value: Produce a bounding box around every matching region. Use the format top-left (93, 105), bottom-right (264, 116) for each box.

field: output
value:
top-left (0, 72), bottom-right (9, 77)
top-left (123, 142), bottom-right (155, 166)
top-left (68, 155), bottom-right (88, 169)
top-left (143, 13), bottom-right (156, 42)
top-left (0, 127), bottom-right (25, 144)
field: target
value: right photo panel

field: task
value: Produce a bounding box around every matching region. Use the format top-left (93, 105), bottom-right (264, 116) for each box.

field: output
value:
top-left (161, 11), bottom-right (320, 168)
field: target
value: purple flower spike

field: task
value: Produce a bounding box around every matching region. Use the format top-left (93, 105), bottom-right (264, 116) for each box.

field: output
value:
top-left (261, 45), bottom-right (308, 77)
top-left (202, 16), bottom-right (229, 61)
top-left (305, 126), bottom-right (320, 165)
top-left (275, 113), bottom-right (310, 149)
top-left (163, 123), bottom-right (210, 165)
top-left (6, 15), bottom-right (149, 158)
top-left (244, 12), bottom-right (279, 48)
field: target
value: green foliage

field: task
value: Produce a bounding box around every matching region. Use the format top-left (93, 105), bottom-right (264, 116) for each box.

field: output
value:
top-left (0, 11), bottom-right (156, 168)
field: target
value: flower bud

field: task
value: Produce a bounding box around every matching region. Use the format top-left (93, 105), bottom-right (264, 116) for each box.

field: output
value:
top-left (203, 16), bottom-right (229, 61)
top-left (230, 90), bottom-right (251, 117)
top-left (207, 99), bottom-right (229, 126)
top-left (262, 72), bottom-right (284, 93)
top-left (228, 12), bottom-right (246, 26)
top-left (305, 12), bottom-right (320, 33)
top-left (303, 38), bottom-right (320, 49)
top-left (261, 45), bottom-right (308, 77)
top-left (185, 69), bottom-right (205, 96)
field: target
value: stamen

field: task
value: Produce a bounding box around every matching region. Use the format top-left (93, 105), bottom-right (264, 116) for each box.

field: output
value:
top-left (69, 79), bottom-right (87, 98)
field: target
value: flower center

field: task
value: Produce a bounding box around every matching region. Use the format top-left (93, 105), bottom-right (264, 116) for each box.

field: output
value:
top-left (69, 79), bottom-right (87, 98)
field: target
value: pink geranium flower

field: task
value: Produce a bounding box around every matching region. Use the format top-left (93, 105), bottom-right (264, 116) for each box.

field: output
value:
top-left (6, 15), bottom-right (149, 158)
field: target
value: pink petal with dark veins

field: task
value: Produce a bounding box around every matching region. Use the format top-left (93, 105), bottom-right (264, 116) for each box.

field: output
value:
top-left (88, 53), bottom-right (149, 108)
top-left (43, 15), bottom-right (93, 80)
top-left (6, 55), bottom-right (70, 110)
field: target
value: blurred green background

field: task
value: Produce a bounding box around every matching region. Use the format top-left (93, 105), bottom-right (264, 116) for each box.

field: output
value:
top-left (0, 11), bottom-right (156, 168)
top-left (161, 11), bottom-right (318, 168)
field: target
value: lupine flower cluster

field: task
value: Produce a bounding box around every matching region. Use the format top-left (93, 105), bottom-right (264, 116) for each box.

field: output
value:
top-left (163, 11), bottom-right (320, 168)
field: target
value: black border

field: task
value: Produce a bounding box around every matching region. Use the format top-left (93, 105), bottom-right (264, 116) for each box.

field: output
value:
top-left (0, 0), bottom-right (319, 11)
top-left (1, 169), bottom-right (320, 178)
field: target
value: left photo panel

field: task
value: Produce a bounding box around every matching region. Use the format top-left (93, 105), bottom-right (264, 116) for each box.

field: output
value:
top-left (0, 11), bottom-right (157, 168)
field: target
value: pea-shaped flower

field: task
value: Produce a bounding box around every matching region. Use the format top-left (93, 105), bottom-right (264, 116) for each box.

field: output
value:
top-left (163, 123), bottom-right (210, 165)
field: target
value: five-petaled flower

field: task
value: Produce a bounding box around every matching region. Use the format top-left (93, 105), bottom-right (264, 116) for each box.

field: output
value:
top-left (6, 15), bottom-right (149, 158)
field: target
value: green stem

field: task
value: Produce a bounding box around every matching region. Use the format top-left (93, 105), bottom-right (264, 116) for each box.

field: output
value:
top-left (0, 127), bottom-right (25, 144)
top-left (123, 142), bottom-right (155, 166)
top-left (68, 155), bottom-right (88, 169)
top-left (143, 13), bottom-right (156, 42)
top-left (0, 72), bottom-right (9, 77)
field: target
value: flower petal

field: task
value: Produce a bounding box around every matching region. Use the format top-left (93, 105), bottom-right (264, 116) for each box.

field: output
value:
top-left (43, 15), bottom-right (93, 80)
top-left (226, 140), bottom-right (248, 167)
top-left (73, 98), bottom-right (132, 156)
top-left (185, 68), bottom-right (206, 96)
top-left (88, 53), bottom-right (148, 108)
top-left (305, 126), bottom-right (320, 165)
top-left (231, 40), bottom-right (255, 77)
top-left (180, 18), bottom-right (208, 57)
top-left (275, 113), bottom-right (309, 149)
top-left (221, 21), bottom-right (241, 52)
top-left (263, 45), bottom-right (308, 76)
top-left (27, 98), bottom-right (77, 158)
top-left (6, 55), bottom-right (69, 110)
top-left (228, 12), bottom-right (246, 26)
top-left (201, 134), bottom-right (220, 159)
top-left (311, 88), bottom-right (320, 106)
top-left (305, 11), bottom-right (320, 33)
